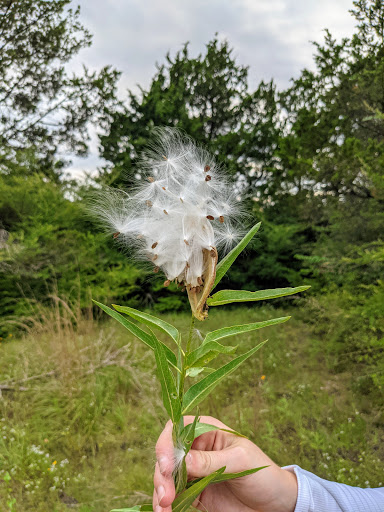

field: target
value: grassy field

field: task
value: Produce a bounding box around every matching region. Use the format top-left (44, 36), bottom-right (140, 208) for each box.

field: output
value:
top-left (0, 304), bottom-right (383, 511)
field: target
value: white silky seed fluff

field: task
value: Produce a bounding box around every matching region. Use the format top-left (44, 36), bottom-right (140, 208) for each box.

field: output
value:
top-left (92, 127), bottom-right (242, 287)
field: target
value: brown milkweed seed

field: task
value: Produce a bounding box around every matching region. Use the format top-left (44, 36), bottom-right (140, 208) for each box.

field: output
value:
top-left (219, 215), bottom-right (224, 223)
top-left (148, 177), bottom-right (155, 182)
top-left (153, 266), bottom-right (159, 273)
top-left (206, 215), bottom-right (214, 220)
top-left (162, 186), bottom-right (166, 190)
top-left (205, 175), bottom-right (212, 181)
top-left (146, 200), bottom-right (153, 207)
top-left (151, 242), bottom-right (158, 249)
top-left (184, 239), bottom-right (189, 245)
top-left (153, 254), bottom-right (158, 261)
top-left (197, 277), bottom-right (203, 285)
top-left (204, 165), bottom-right (210, 172)
top-left (163, 209), bottom-right (168, 215)
top-left (164, 280), bottom-right (171, 287)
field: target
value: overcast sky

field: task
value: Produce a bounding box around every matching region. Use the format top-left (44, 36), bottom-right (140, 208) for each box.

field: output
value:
top-left (66, 0), bottom-right (357, 178)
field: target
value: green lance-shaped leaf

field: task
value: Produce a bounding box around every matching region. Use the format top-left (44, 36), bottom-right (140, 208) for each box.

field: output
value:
top-left (186, 465), bottom-right (268, 488)
top-left (210, 466), bottom-right (268, 483)
top-left (202, 316), bottom-right (291, 345)
top-left (153, 336), bottom-right (181, 424)
top-left (213, 222), bottom-right (261, 290)
top-left (186, 367), bottom-right (213, 378)
top-left (176, 345), bottom-right (183, 388)
top-left (181, 422), bottom-right (247, 446)
top-left (194, 422), bottom-right (247, 439)
top-left (175, 457), bottom-right (188, 496)
top-left (182, 341), bottom-right (267, 414)
top-left (207, 286), bottom-right (310, 307)
top-left (175, 413), bottom-right (200, 495)
top-left (112, 304), bottom-right (179, 346)
top-left (93, 301), bottom-right (177, 369)
top-left (180, 413), bottom-right (200, 451)
top-left (186, 318), bottom-right (291, 370)
top-left (186, 341), bottom-right (238, 368)
top-left (172, 467), bottom-right (226, 512)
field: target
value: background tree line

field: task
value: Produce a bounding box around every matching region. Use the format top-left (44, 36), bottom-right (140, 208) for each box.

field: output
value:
top-left (0, 0), bottom-right (383, 401)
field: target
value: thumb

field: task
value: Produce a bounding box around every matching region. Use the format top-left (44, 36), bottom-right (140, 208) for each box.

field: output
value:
top-left (186, 446), bottom-right (244, 479)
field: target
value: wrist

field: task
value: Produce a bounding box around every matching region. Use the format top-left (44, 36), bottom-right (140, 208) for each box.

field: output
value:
top-left (276, 468), bottom-right (298, 512)
top-left (256, 466), bottom-right (298, 512)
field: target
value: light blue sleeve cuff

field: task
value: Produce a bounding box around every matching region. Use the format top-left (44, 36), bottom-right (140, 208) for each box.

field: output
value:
top-left (282, 465), bottom-right (384, 512)
top-left (283, 465), bottom-right (314, 512)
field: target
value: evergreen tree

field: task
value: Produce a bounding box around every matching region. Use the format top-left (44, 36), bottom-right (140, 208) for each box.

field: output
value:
top-left (278, 0), bottom-right (384, 205)
top-left (100, 37), bottom-right (280, 195)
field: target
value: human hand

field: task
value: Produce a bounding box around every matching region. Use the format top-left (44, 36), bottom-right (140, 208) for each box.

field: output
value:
top-left (153, 416), bottom-right (297, 512)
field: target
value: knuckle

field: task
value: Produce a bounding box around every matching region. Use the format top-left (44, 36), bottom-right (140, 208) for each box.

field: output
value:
top-left (232, 444), bottom-right (250, 464)
top-left (200, 451), bottom-right (212, 473)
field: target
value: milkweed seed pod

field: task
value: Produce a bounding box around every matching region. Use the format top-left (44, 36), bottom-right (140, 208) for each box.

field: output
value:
top-left (91, 127), bottom-right (242, 320)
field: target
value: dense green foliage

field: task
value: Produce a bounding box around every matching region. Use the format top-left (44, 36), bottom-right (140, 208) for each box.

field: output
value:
top-left (0, 170), bottom-right (144, 327)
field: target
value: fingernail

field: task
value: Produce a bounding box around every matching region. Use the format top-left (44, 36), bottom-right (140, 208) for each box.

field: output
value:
top-left (155, 506), bottom-right (162, 512)
top-left (157, 485), bottom-right (165, 504)
top-left (158, 456), bottom-right (168, 474)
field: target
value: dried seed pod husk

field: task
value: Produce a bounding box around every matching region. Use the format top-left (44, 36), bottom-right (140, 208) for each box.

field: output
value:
top-left (187, 246), bottom-right (218, 321)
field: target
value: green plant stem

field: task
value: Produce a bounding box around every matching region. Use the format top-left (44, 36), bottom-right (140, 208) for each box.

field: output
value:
top-left (173, 313), bottom-right (195, 491)
top-left (178, 314), bottom-right (195, 401)
top-left (185, 314), bottom-right (196, 357)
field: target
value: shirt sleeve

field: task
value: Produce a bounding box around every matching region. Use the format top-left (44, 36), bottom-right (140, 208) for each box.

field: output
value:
top-left (282, 465), bottom-right (384, 512)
